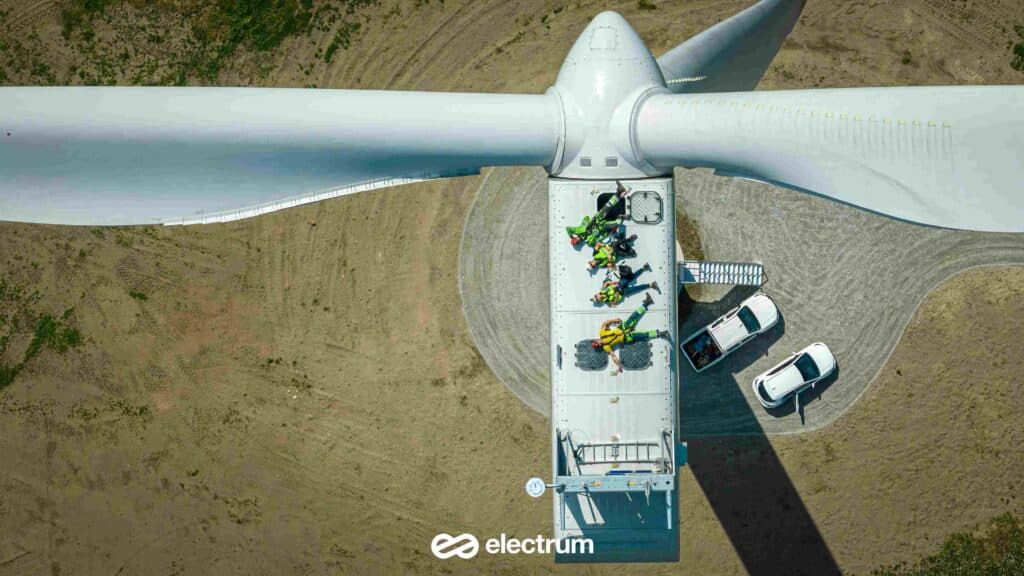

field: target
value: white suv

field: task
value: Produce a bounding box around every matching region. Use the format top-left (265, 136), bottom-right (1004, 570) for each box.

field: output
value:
top-left (753, 342), bottom-right (836, 410)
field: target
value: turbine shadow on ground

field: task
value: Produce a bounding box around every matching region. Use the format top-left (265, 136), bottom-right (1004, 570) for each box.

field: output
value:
top-left (556, 491), bottom-right (679, 563)
top-left (679, 288), bottom-right (841, 576)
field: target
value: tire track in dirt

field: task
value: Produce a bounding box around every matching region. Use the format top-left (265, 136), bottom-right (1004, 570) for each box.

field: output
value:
top-left (384, 1), bottom-right (477, 89)
top-left (326, 12), bottom-right (397, 89)
top-left (916, 0), bottom-right (1009, 52)
top-left (6, 0), bottom-right (57, 32)
top-left (450, 0), bottom-right (612, 82)
top-left (402, 2), bottom-right (503, 89)
top-left (459, 167), bottom-right (551, 415)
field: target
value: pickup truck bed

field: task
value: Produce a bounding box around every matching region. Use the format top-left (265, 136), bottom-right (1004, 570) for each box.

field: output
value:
top-left (681, 329), bottom-right (722, 371)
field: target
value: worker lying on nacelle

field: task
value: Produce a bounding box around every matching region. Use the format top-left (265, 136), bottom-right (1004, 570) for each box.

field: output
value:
top-left (591, 293), bottom-right (669, 373)
top-left (591, 263), bottom-right (659, 307)
top-left (565, 181), bottom-right (631, 248)
top-left (587, 231), bottom-right (638, 271)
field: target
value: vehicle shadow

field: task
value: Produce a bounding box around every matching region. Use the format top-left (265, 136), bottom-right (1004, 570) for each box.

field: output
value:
top-left (678, 284), bottom-right (761, 327)
top-left (720, 313), bottom-right (786, 374)
top-left (765, 365), bottom-right (841, 421)
top-left (678, 285), bottom-right (787, 435)
top-left (679, 288), bottom-right (841, 576)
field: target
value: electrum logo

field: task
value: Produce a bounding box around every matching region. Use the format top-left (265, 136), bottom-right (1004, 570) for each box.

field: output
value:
top-left (431, 533), bottom-right (480, 559)
top-left (430, 532), bottom-right (593, 559)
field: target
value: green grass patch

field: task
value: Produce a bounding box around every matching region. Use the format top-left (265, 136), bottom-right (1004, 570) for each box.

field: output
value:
top-left (1012, 25), bottom-right (1024, 71)
top-left (22, 1), bottom-right (379, 86)
top-left (60, 0), bottom-right (112, 39)
top-left (62, 0), bottom-right (315, 50)
top-left (26, 309), bottom-right (83, 360)
top-left (873, 513), bottom-right (1024, 575)
top-left (129, 290), bottom-right (148, 301)
top-left (109, 397), bottom-right (151, 419)
top-left (58, 0), bottom-right (326, 82)
top-left (115, 231), bottom-right (134, 248)
top-left (0, 362), bottom-right (19, 389)
top-left (204, 0), bottom-right (314, 53)
top-left (0, 308), bottom-right (82, 390)
top-left (186, 0), bottom-right (314, 81)
top-left (323, 20), bottom-right (361, 63)
top-left (675, 211), bottom-right (705, 299)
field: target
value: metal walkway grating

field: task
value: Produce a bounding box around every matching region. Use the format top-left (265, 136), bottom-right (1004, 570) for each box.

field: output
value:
top-left (575, 340), bottom-right (609, 371)
top-left (619, 340), bottom-right (652, 370)
top-left (678, 260), bottom-right (765, 286)
top-left (574, 340), bottom-right (653, 371)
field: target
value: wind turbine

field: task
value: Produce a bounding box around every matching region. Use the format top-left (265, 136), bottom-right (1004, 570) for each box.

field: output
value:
top-left (2, 0), bottom-right (1022, 562)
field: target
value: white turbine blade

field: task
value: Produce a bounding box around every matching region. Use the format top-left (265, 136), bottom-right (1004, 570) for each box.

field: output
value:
top-left (635, 86), bottom-right (1024, 232)
top-left (0, 87), bottom-right (559, 225)
top-left (656, 0), bottom-right (804, 94)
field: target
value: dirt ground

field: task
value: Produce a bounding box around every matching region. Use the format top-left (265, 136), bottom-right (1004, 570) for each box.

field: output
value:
top-left (1, 1), bottom-right (1023, 575)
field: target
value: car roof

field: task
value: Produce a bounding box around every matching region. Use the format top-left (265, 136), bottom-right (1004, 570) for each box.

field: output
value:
top-left (763, 363), bottom-right (805, 400)
top-left (713, 315), bottom-right (749, 350)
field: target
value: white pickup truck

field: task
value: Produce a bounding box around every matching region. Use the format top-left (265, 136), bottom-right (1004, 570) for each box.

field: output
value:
top-left (681, 292), bottom-right (780, 373)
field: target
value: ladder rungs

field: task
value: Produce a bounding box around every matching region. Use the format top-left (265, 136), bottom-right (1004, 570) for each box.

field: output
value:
top-left (679, 259), bottom-right (765, 286)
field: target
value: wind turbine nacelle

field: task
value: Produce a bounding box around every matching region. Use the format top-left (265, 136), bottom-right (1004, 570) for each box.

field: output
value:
top-left (547, 11), bottom-right (670, 180)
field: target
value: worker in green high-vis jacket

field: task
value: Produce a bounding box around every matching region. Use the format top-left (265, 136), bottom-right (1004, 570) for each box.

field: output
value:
top-left (591, 263), bottom-right (659, 307)
top-left (587, 231), bottom-right (639, 271)
top-left (565, 181), bottom-right (631, 248)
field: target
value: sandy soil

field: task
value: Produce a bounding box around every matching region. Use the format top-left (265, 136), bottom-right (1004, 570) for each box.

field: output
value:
top-left (1, 1), bottom-right (1022, 574)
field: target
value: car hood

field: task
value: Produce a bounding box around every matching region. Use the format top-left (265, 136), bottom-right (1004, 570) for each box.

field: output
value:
top-left (806, 343), bottom-right (836, 375)
top-left (744, 293), bottom-right (779, 330)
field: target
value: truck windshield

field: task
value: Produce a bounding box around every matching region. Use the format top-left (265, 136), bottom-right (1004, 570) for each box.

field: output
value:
top-left (737, 306), bottom-right (761, 334)
top-left (794, 354), bottom-right (820, 382)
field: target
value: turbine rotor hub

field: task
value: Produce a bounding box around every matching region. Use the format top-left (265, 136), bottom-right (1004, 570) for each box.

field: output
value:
top-left (547, 11), bottom-right (669, 179)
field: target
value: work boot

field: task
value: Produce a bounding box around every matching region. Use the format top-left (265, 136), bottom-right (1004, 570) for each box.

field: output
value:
top-left (651, 281), bottom-right (660, 293)
top-left (657, 330), bottom-right (670, 339)
top-left (643, 263), bottom-right (652, 272)
top-left (642, 293), bottom-right (654, 308)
